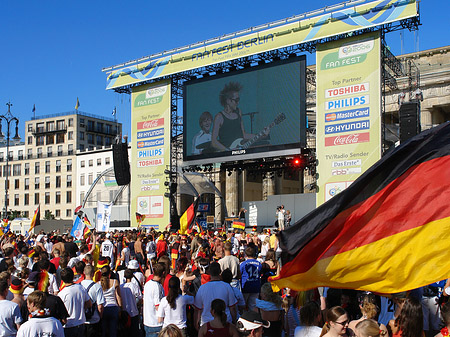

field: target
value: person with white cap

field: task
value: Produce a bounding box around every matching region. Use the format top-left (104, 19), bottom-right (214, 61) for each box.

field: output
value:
top-left (236, 311), bottom-right (270, 337)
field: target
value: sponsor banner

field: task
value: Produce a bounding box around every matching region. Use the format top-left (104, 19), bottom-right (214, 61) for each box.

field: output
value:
top-left (316, 32), bottom-right (381, 206)
top-left (105, 0), bottom-right (417, 90)
top-left (131, 81), bottom-right (171, 229)
top-left (325, 107), bottom-right (370, 123)
top-left (137, 138), bottom-right (164, 148)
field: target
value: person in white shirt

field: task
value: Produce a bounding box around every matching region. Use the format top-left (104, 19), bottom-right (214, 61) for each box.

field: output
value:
top-left (17, 290), bottom-right (64, 337)
top-left (191, 111), bottom-right (213, 155)
top-left (0, 279), bottom-right (22, 337)
top-left (157, 276), bottom-right (194, 333)
top-left (219, 242), bottom-right (241, 288)
top-left (194, 262), bottom-right (237, 328)
top-left (127, 259), bottom-right (145, 291)
top-left (101, 234), bottom-right (115, 268)
top-left (120, 269), bottom-right (142, 336)
top-left (57, 268), bottom-right (92, 337)
top-left (143, 263), bottom-right (165, 337)
top-left (81, 265), bottom-right (105, 337)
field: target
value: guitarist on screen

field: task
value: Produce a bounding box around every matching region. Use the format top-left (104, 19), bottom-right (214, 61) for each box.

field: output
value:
top-left (211, 81), bottom-right (270, 152)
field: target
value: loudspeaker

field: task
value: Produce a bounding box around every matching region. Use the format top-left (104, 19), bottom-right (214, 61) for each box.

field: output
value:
top-left (399, 101), bottom-right (420, 143)
top-left (113, 143), bottom-right (130, 185)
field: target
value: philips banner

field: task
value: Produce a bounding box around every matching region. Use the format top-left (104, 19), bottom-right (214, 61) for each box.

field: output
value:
top-left (96, 201), bottom-right (112, 232)
top-left (316, 31), bottom-right (381, 206)
top-left (131, 80), bottom-right (171, 229)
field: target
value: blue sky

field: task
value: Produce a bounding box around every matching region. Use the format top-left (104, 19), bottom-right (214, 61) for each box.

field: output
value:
top-left (0, 0), bottom-right (448, 138)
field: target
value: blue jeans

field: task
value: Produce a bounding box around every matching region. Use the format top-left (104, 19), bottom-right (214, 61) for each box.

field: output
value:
top-left (144, 325), bottom-right (162, 337)
top-left (102, 305), bottom-right (119, 337)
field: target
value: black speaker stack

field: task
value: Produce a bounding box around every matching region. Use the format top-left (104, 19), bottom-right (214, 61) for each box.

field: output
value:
top-left (112, 143), bottom-right (131, 185)
top-left (399, 101), bottom-right (421, 143)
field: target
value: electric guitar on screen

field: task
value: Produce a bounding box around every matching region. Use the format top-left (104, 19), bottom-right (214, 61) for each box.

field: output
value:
top-left (229, 112), bottom-right (286, 150)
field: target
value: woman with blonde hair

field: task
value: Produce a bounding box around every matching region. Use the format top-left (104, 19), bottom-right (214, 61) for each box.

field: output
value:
top-left (355, 319), bottom-right (386, 337)
top-left (98, 264), bottom-right (122, 337)
top-left (319, 306), bottom-right (351, 337)
top-left (349, 294), bottom-right (387, 335)
top-left (256, 282), bottom-right (284, 336)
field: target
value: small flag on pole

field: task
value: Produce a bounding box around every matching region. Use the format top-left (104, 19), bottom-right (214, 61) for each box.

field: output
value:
top-left (136, 212), bottom-right (145, 227)
top-left (29, 205), bottom-right (40, 232)
top-left (112, 107), bottom-right (117, 116)
top-left (32, 104), bottom-right (36, 113)
top-left (75, 97), bottom-right (80, 110)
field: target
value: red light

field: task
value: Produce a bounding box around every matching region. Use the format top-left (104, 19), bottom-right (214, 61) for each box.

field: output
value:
top-left (294, 158), bottom-right (300, 165)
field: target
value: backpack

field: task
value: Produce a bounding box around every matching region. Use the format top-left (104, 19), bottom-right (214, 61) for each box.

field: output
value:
top-left (85, 282), bottom-right (97, 320)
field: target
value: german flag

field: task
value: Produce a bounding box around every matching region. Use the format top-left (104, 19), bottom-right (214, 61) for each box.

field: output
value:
top-left (271, 122), bottom-right (450, 294)
top-left (29, 205), bottom-right (40, 232)
top-left (232, 221), bottom-right (245, 230)
top-left (180, 198), bottom-right (199, 234)
top-left (83, 215), bottom-right (91, 238)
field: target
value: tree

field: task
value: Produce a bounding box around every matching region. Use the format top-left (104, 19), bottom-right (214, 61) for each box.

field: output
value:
top-left (44, 210), bottom-right (55, 220)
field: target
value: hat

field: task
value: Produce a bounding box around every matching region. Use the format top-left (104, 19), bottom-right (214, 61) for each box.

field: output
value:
top-left (127, 260), bottom-right (140, 270)
top-left (9, 279), bottom-right (24, 294)
top-left (238, 311), bottom-right (270, 331)
top-left (97, 257), bottom-right (109, 268)
top-left (36, 234), bottom-right (44, 242)
top-left (27, 271), bottom-right (40, 285)
top-left (106, 233), bottom-right (111, 239)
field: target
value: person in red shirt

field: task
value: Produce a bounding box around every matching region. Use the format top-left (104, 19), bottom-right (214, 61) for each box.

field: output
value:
top-left (156, 234), bottom-right (168, 259)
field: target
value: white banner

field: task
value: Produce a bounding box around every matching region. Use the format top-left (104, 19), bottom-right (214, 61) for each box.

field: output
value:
top-left (96, 201), bottom-right (112, 232)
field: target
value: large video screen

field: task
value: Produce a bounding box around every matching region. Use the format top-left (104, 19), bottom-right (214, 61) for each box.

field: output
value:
top-left (183, 55), bottom-right (306, 165)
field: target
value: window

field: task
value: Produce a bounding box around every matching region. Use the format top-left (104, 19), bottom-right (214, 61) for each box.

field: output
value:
top-left (24, 194), bottom-right (29, 206)
top-left (56, 176), bottom-right (61, 188)
top-left (0, 153), bottom-right (3, 162)
top-left (97, 158), bottom-right (101, 166)
top-left (88, 120), bottom-right (95, 131)
top-left (57, 120), bottom-right (65, 130)
top-left (3, 165), bottom-right (10, 177)
top-left (27, 149), bottom-right (32, 159)
top-left (68, 144), bottom-right (73, 155)
top-left (28, 124), bottom-right (33, 132)
top-left (13, 164), bottom-right (21, 176)
top-left (80, 174), bottom-right (85, 186)
top-left (25, 178), bottom-right (29, 190)
top-left (37, 147), bottom-right (43, 158)
top-left (45, 176), bottom-right (50, 189)
top-left (14, 179), bottom-right (19, 189)
top-left (37, 136), bottom-right (44, 146)
top-left (47, 146), bottom-right (53, 157)
top-left (28, 136), bottom-right (32, 145)
top-left (46, 134), bottom-right (54, 145)
top-left (79, 131), bottom-right (85, 140)
top-left (35, 162), bottom-right (40, 174)
top-left (56, 160), bottom-right (61, 172)
top-left (25, 163), bottom-right (30, 175)
top-left (80, 192), bottom-right (85, 204)
top-left (105, 137), bottom-right (112, 147)
top-left (88, 173), bottom-right (93, 185)
top-left (68, 131), bottom-right (73, 140)
top-left (35, 193), bottom-right (39, 205)
top-left (45, 192), bottom-right (50, 204)
top-left (56, 192), bottom-right (61, 204)
top-left (57, 145), bottom-right (63, 156)
top-left (67, 175), bottom-right (72, 187)
top-left (81, 160), bottom-right (85, 168)
top-left (18, 150), bottom-right (23, 160)
top-left (80, 118), bottom-right (85, 127)
top-left (87, 134), bottom-right (94, 145)
top-left (89, 160), bottom-right (93, 167)
top-left (96, 135), bottom-right (103, 146)
top-left (8, 151), bottom-right (12, 161)
top-left (88, 145), bottom-right (94, 151)
top-left (79, 144), bottom-right (84, 151)
top-left (105, 157), bottom-right (111, 165)
top-left (55, 210), bottom-right (60, 217)
top-left (97, 122), bottom-right (103, 133)
top-left (68, 118), bottom-right (73, 127)
top-left (35, 177), bottom-right (40, 189)
top-left (66, 209), bottom-right (72, 217)
top-left (47, 121), bottom-right (55, 132)
top-left (67, 159), bottom-right (72, 172)
top-left (45, 161), bottom-right (50, 173)
top-left (23, 211), bottom-right (29, 218)
top-left (14, 194), bottom-right (19, 206)
top-left (56, 133), bottom-right (64, 143)
top-left (66, 191), bottom-right (72, 203)
top-left (37, 123), bottom-right (44, 133)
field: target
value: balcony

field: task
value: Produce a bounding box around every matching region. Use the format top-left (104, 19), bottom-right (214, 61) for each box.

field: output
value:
top-left (31, 126), bottom-right (68, 136)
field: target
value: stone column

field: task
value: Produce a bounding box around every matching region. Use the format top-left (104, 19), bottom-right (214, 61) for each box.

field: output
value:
top-left (225, 171), bottom-right (239, 217)
top-left (214, 170), bottom-right (223, 223)
top-left (262, 172), bottom-right (275, 201)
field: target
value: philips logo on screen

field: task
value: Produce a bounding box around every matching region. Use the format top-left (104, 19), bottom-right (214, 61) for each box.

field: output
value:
top-left (137, 128), bottom-right (164, 139)
top-left (138, 148), bottom-right (164, 158)
top-left (326, 95), bottom-right (369, 111)
top-left (137, 138), bottom-right (164, 148)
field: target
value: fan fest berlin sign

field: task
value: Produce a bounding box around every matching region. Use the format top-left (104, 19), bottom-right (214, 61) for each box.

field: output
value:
top-left (104, 0), bottom-right (417, 90)
top-left (316, 31), bottom-right (381, 206)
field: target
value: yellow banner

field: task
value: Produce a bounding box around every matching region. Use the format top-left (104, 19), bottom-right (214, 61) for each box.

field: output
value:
top-left (104, 0), bottom-right (417, 90)
top-left (316, 31), bottom-right (381, 206)
top-left (130, 81), bottom-right (171, 230)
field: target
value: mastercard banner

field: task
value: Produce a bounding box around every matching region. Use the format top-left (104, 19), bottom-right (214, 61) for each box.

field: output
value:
top-left (315, 31), bottom-right (381, 206)
top-left (131, 80), bottom-right (171, 229)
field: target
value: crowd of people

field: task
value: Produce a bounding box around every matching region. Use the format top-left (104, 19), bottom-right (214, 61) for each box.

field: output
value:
top-left (0, 226), bottom-right (448, 337)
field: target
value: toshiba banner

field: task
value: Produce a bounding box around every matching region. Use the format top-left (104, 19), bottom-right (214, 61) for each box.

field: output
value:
top-left (131, 80), bottom-right (171, 229)
top-left (316, 31), bottom-right (381, 206)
